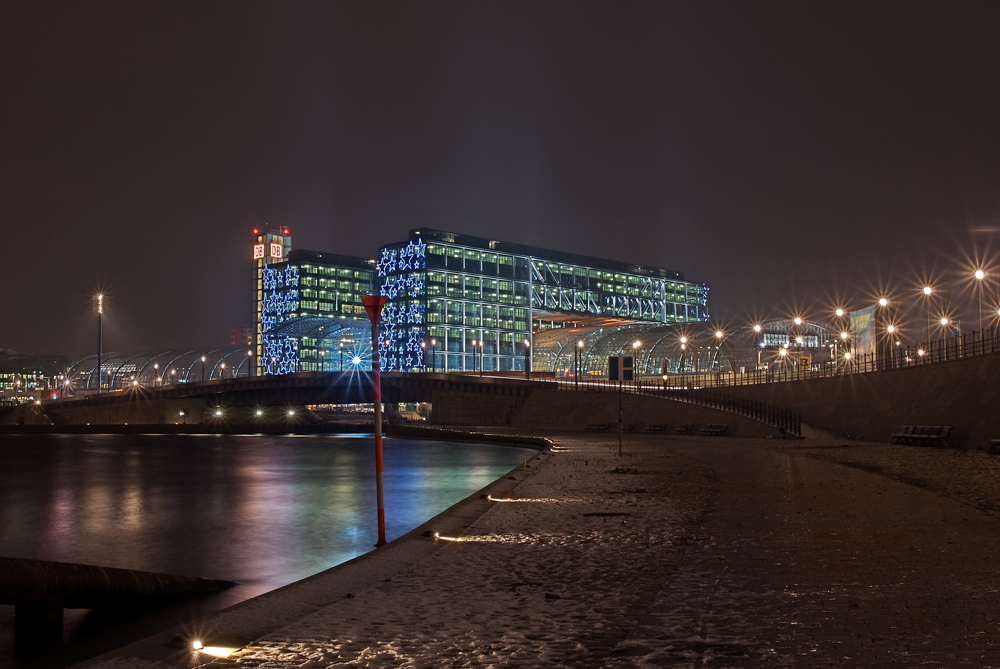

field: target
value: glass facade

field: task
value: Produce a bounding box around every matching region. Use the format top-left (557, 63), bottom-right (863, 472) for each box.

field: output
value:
top-left (377, 229), bottom-right (709, 373)
top-left (258, 250), bottom-right (376, 375)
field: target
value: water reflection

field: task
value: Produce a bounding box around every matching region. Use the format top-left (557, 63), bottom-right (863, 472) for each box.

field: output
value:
top-left (0, 433), bottom-right (537, 668)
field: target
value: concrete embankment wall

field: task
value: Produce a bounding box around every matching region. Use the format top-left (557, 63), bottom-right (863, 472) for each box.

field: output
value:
top-left (431, 387), bottom-right (780, 438)
top-left (718, 351), bottom-right (1000, 449)
top-left (2, 398), bottom-right (205, 426)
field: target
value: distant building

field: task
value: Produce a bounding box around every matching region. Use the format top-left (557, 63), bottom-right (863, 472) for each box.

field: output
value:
top-left (0, 350), bottom-right (68, 397)
top-left (229, 324), bottom-right (253, 347)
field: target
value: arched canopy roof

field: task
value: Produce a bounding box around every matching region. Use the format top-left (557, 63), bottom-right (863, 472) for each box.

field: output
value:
top-left (67, 346), bottom-right (255, 390)
top-left (268, 316), bottom-right (370, 342)
top-left (532, 318), bottom-right (833, 376)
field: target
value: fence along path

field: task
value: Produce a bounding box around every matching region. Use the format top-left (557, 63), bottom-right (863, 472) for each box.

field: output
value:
top-left (544, 377), bottom-right (802, 437)
top-left (643, 324), bottom-right (1000, 391)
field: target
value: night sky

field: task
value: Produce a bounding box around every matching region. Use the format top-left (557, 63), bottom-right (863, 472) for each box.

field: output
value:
top-left (5, 2), bottom-right (1000, 360)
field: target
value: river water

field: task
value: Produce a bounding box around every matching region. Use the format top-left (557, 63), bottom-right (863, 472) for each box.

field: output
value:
top-left (0, 433), bottom-right (538, 668)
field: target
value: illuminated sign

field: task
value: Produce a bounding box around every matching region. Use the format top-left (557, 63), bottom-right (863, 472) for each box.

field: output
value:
top-left (270, 242), bottom-right (282, 259)
top-left (253, 244), bottom-right (265, 259)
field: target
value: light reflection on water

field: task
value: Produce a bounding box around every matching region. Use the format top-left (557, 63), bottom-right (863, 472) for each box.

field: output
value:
top-left (0, 433), bottom-right (538, 606)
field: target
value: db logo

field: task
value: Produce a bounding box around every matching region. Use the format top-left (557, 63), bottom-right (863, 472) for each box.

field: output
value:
top-left (253, 244), bottom-right (265, 259)
top-left (270, 243), bottom-right (282, 259)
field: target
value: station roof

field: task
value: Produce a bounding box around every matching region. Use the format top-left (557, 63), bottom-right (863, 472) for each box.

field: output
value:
top-left (395, 228), bottom-right (689, 282)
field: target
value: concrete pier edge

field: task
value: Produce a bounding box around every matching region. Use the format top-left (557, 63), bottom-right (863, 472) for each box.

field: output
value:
top-left (71, 431), bottom-right (551, 668)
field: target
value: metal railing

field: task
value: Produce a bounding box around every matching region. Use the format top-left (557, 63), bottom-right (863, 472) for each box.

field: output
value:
top-left (648, 325), bottom-right (1000, 390)
top-left (545, 376), bottom-right (801, 436)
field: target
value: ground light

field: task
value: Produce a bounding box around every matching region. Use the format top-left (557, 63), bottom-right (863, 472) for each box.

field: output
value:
top-left (192, 640), bottom-right (236, 658)
top-left (433, 531), bottom-right (463, 542)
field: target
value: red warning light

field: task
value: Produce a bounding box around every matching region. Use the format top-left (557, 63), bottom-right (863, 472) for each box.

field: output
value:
top-left (283, 228), bottom-right (289, 235)
top-left (253, 228), bottom-right (259, 234)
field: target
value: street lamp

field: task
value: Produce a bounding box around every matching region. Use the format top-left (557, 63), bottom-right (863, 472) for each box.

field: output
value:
top-left (220, 362), bottom-right (226, 380)
top-left (319, 350), bottom-right (325, 372)
top-left (153, 363), bottom-right (159, 386)
top-left (431, 339), bottom-right (437, 373)
top-left (201, 355), bottom-right (206, 382)
top-left (420, 341), bottom-right (426, 370)
top-left (921, 286), bottom-right (933, 344)
top-left (576, 340), bottom-right (584, 390)
top-left (975, 269), bottom-right (986, 332)
top-left (471, 339), bottom-right (477, 374)
top-left (524, 339), bottom-right (530, 380)
top-left (632, 340), bottom-right (641, 384)
top-left (96, 293), bottom-right (103, 394)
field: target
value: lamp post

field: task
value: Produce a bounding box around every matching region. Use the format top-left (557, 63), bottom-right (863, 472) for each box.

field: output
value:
top-left (361, 295), bottom-right (389, 548)
top-left (220, 362), bottom-right (225, 380)
top-left (975, 269), bottom-right (986, 333)
top-left (420, 341), bottom-right (426, 370)
top-left (714, 330), bottom-right (724, 376)
top-left (921, 286), bottom-right (933, 344)
top-left (524, 339), bottom-right (530, 380)
top-left (632, 340), bottom-right (641, 387)
top-left (876, 298), bottom-right (888, 370)
top-left (576, 340), bottom-right (584, 390)
top-left (319, 350), bottom-right (325, 372)
top-left (431, 338), bottom-right (436, 373)
top-left (201, 355), bottom-right (206, 382)
top-left (96, 293), bottom-right (103, 394)
top-left (470, 339), bottom-right (477, 374)
top-left (679, 336), bottom-right (687, 387)
top-left (753, 324), bottom-right (762, 370)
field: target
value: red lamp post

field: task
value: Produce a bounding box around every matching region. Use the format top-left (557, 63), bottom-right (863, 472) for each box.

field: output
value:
top-left (362, 295), bottom-right (389, 548)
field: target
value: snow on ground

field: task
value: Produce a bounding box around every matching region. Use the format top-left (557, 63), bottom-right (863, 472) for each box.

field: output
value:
top-left (197, 438), bottom-right (717, 668)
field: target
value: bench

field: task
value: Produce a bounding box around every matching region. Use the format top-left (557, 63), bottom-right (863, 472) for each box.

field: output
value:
top-left (622, 423), bottom-right (637, 433)
top-left (700, 423), bottom-right (729, 436)
top-left (644, 423), bottom-right (667, 434)
top-left (584, 423), bottom-right (610, 432)
top-left (890, 425), bottom-right (952, 447)
top-left (674, 423), bottom-right (694, 435)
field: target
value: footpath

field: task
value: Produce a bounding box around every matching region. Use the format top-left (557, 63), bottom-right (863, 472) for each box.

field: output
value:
top-left (84, 433), bottom-right (1000, 668)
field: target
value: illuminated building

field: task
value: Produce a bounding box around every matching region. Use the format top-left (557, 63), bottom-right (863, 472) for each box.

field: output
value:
top-left (256, 246), bottom-right (376, 374)
top-left (377, 229), bottom-right (708, 372)
top-left (0, 351), bottom-right (67, 398)
top-left (252, 226), bottom-right (292, 375)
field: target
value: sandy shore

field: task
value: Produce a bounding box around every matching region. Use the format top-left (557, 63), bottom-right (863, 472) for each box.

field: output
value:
top-left (84, 429), bottom-right (1000, 667)
top-left (82, 433), bottom-right (719, 668)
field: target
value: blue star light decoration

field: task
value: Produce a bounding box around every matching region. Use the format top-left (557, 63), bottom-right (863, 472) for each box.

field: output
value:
top-left (377, 239), bottom-right (427, 372)
top-left (260, 265), bottom-right (301, 375)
